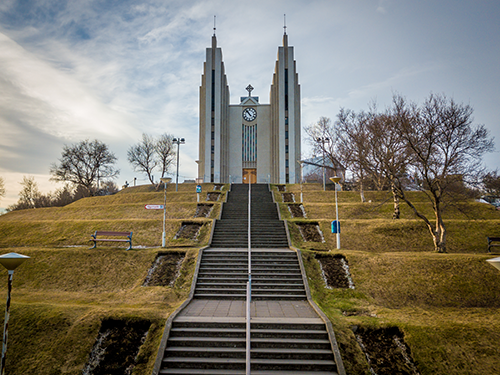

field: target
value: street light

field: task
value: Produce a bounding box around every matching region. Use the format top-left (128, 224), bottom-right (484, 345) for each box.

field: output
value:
top-left (172, 137), bottom-right (185, 192)
top-left (0, 253), bottom-right (30, 375)
top-left (316, 137), bottom-right (330, 191)
top-left (487, 257), bottom-right (500, 272)
top-left (297, 160), bottom-right (304, 203)
top-left (329, 176), bottom-right (341, 250)
top-left (160, 177), bottom-right (172, 247)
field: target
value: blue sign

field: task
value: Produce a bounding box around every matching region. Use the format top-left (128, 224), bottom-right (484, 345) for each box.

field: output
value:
top-left (196, 185), bottom-right (202, 193)
top-left (331, 220), bottom-right (340, 234)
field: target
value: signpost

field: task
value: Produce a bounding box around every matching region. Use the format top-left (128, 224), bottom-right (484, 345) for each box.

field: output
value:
top-left (144, 204), bottom-right (164, 210)
top-left (196, 185), bottom-right (202, 202)
top-left (329, 176), bottom-right (342, 250)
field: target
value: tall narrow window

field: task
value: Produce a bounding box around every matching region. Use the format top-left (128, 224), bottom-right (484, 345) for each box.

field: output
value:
top-left (242, 124), bottom-right (257, 162)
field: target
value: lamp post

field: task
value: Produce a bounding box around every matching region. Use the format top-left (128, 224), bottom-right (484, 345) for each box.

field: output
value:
top-left (329, 176), bottom-right (341, 250)
top-left (297, 160), bottom-right (304, 203)
top-left (316, 137), bottom-right (330, 191)
top-left (172, 137), bottom-right (185, 192)
top-left (160, 177), bottom-right (172, 247)
top-left (487, 257), bottom-right (500, 272)
top-left (0, 253), bottom-right (30, 375)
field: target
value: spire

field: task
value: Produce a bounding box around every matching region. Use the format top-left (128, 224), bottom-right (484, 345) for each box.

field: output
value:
top-left (212, 15), bottom-right (217, 49)
top-left (283, 14), bottom-right (288, 47)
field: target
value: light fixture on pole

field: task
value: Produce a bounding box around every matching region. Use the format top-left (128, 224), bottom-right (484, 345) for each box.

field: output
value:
top-left (487, 257), bottom-right (500, 272)
top-left (297, 160), bottom-right (304, 203)
top-left (329, 176), bottom-right (341, 250)
top-left (316, 137), bottom-right (330, 191)
top-left (160, 177), bottom-right (172, 247)
top-left (172, 137), bottom-right (185, 192)
top-left (0, 253), bottom-right (30, 375)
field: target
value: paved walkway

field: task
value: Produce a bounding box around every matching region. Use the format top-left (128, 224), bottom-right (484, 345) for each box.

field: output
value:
top-left (179, 299), bottom-right (322, 323)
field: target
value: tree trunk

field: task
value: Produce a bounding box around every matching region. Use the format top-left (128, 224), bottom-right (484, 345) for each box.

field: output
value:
top-left (433, 212), bottom-right (447, 253)
top-left (391, 182), bottom-right (400, 219)
top-left (359, 179), bottom-right (366, 203)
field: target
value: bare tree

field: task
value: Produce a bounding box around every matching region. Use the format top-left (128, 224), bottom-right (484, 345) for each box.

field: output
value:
top-left (365, 110), bottom-right (411, 219)
top-left (127, 133), bottom-right (175, 189)
top-left (391, 93), bottom-right (494, 252)
top-left (50, 139), bottom-right (119, 196)
top-left (0, 177), bottom-right (5, 204)
top-left (16, 176), bottom-right (42, 209)
top-left (482, 170), bottom-right (500, 196)
top-left (155, 133), bottom-right (175, 181)
top-left (127, 134), bottom-right (158, 185)
top-left (335, 109), bottom-right (373, 202)
top-left (304, 117), bottom-right (337, 165)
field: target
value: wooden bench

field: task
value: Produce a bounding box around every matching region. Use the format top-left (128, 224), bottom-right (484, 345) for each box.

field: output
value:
top-left (90, 231), bottom-right (133, 250)
top-left (487, 236), bottom-right (500, 253)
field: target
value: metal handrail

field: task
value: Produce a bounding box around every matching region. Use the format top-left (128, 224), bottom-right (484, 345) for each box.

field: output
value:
top-left (246, 181), bottom-right (252, 375)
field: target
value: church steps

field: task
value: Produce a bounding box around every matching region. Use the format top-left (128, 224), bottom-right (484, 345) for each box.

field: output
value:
top-left (156, 184), bottom-right (341, 374)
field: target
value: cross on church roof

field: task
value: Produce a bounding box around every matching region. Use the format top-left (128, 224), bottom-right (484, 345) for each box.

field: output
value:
top-left (246, 84), bottom-right (254, 96)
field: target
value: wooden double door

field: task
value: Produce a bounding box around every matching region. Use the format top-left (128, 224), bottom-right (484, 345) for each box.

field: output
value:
top-left (242, 169), bottom-right (257, 184)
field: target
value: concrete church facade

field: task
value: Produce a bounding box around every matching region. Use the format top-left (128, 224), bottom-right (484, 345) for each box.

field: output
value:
top-left (197, 32), bottom-right (301, 184)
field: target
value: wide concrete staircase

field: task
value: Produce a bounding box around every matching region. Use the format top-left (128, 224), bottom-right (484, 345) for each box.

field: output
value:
top-left (194, 249), bottom-right (307, 300)
top-left (155, 184), bottom-right (342, 375)
top-left (161, 318), bottom-right (338, 374)
top-left (210, 184), bottom-right (289, 248)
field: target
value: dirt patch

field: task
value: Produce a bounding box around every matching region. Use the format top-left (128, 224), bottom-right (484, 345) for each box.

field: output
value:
top-left (282, 192), bottom-right (295, 202)
top-left (213, 184), bottom-right (224, 190)
top-left (315, 254), bottom-right (354, 289)
top-left (353, 326), bottom-right (420, 375)
top-left (277, 185), bottom-right (286, 192)
top-left (288, 203), bottom-right (306, 218)
top-left (207, 192), bottom-right (221, 201)
top-left (143, 252), bottom-right (185, 286)
top-left (174, 222), bottom-right (203, 240)
top-left (83, 319), bottom-right (150, 375)
top-left (297, 222), bottom-right (324, 242)
top-left (194, 203), bottom-right (213, 218)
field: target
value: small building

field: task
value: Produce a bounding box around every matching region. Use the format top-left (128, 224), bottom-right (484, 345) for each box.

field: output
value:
top-left (300, 156), bottom-right (346, 183)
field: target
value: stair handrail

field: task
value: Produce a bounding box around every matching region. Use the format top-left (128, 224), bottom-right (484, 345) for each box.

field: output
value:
top-left (246, 181), bottom-right (252, 375)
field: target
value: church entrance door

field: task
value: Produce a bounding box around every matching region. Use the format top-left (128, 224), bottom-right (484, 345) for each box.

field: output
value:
top-left (242, 169), bottom-right (257, 184)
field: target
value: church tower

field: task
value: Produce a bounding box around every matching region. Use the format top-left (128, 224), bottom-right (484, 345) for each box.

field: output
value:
top-left (198, 31), bottom-right (301, 184)
top-left (270, 32), bottom-right (301, 184)
top-left (198, 34), bottom-right (230, 183)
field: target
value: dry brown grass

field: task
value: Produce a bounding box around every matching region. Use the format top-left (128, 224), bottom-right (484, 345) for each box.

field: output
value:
top-left (0, 246), bottom-right (199, 374)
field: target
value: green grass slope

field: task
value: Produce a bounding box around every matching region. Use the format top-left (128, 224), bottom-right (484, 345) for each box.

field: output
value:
top-left (0, 183), bottom-right (223, 374)
top-left (274, 183), bottom-right (500, 375)
top-left (1, 182), bottom-right (499, 374)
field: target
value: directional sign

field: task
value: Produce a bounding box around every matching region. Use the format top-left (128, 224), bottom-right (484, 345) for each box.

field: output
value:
top-left (145, 204), bottom-right (164, 210)
top-left (196, 185), bottom-right (202, 193)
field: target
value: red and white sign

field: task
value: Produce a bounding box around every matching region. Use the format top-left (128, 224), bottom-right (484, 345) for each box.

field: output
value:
top-left (144, 204), bottom-right (164, 210)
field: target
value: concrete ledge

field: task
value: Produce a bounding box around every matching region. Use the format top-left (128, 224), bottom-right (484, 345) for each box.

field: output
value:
top-left (151, 246), bottom-right (206, 375)
top-left (292, 246), bottom-right (347, 375)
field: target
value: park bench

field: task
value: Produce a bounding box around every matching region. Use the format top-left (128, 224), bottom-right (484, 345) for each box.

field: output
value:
top-left (487, 236), bottom-right (500, 253)
top-left (90, 231), bottom-right (133, 250)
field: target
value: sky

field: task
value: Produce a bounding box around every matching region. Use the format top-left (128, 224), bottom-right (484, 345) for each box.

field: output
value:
top-left (1, 0), bottom-right (499, 207)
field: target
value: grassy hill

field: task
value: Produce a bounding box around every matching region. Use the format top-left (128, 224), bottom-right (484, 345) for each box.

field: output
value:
top-left (0, 182), bottom-right (499, 374)
top-left (274, 184), bottom-right (500, 374)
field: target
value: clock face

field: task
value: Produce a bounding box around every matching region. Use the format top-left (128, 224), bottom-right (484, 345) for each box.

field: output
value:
top-left (242, 107), bottom-right (257, 122)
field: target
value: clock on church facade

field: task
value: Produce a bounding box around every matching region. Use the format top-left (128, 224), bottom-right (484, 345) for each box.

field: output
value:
top-left (197, 32), bottom-right (301, 184)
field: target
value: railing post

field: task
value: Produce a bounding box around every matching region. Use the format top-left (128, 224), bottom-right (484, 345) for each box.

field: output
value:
top-left (246, 181), bottom-right (252, 375)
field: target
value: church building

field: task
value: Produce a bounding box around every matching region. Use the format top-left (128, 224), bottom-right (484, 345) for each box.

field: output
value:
top-left (197, 31), bottom-right (301, 184)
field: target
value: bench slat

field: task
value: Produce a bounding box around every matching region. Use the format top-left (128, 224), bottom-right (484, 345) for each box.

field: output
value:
top-left (90, 231), bottom-right (133, 250)
top-left (94, 231), bottom-right (132, 237)
top-left (487, 237), bottom-right (500, 253)
top-left (93, 239), bottom-right (130, 242)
